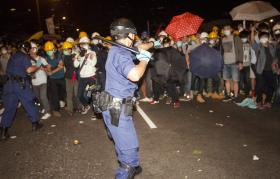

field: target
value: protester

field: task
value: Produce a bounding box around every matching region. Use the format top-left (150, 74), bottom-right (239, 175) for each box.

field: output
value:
top-left (44, 41), bottom-right (66, 117)
top-left (30, 41), bottom-right (52, 120)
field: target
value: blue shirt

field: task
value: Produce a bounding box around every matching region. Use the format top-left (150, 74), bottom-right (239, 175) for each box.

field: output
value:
top-left (45, 52), bottom-right (65, 79)
top-left (105, 46), bottom-right (137, 98)
top-left (6, 51), bottom-right (32, 77)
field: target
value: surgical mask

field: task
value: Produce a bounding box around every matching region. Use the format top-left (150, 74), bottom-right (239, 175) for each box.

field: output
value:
top-left (201, 39), bottom-right (207, 44)
top-left (209, 39), bottom-right (216, 45)
top-left (241, 38), bottom-right (248, 43)
top-left (81, 44), bottom-right (89, 50)
top-left (260, 37), bottom-right (269, 44)
top-left (92, 39), bottom-right (99, 45)
top-left (63, 50), bottom-right (70, 56)
top-left (176, 41), bottom-right (183, 47)
top-left (224, 30), bottom-right (231, 36)
top-left (46, 50), bottom-right (54, 56)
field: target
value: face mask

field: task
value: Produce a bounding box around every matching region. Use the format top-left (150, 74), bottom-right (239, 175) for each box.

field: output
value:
top-left (63, 50), bottom-right (70, 56)
top-left (209, 39), bottom-right (216, 44)
top-left (92, 39), bottom-right (99, 45)
top-left (201, 39), bottom-right (207, 44)
top-left (46, 50), bottom-right (54, 56)
top-left (176, 41), bottom-right (183, 47)
top-left (1, 49), bottom-right (7, 55)
top-left (81, 44), bottom-right (89, 50)
top-left (260, 37), bottom-right (269, 44)
top-left (224, 30), bottom-right (231, 36)
top-left (241, 38), bottom-right (248, 43)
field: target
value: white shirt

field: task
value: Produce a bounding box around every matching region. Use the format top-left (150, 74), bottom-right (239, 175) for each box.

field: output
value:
top-left (31, 56), bottom-right (48, 86)
top-left (74, 49), bottom-right (97, 78)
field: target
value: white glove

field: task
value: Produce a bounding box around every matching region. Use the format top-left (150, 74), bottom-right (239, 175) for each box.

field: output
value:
top-left (136, 49), bottom-right (152, 62)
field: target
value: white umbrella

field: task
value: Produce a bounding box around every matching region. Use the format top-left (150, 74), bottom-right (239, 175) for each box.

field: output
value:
top-left (230, 1), bottom-right (280, 22)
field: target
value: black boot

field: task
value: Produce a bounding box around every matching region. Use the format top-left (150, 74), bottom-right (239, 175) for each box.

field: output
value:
top-left (120, 163), bottom-right (142, 179)
top-left (32, 122), bottom-right (43, 131)
top-left (0, 127), bottom-right (10, 140)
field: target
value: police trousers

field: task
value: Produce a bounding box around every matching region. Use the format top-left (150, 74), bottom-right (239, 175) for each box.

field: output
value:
top-left (1, 81), bottom-right (38, 128)
top-left (102, 109), bottom-right (139, 179)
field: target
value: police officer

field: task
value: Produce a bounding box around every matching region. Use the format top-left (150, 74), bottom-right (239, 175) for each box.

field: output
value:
top-left (102, 18), bottom-right (152, 179)
top-left (0, 42), bottom-right (43, 140)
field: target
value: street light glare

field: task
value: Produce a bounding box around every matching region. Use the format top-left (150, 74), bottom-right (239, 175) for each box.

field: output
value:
top-left (270, 19), bottom-right (274, 23)
top-left (76, 28), bottom-right (80, 32)
top-left (62, 16), bottom-right (66, 20)
top-left (10, 8), bottom-right (16, 12)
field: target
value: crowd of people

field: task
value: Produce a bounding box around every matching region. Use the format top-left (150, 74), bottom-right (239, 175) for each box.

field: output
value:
top-left (0, 21), bottom-right (279, 122)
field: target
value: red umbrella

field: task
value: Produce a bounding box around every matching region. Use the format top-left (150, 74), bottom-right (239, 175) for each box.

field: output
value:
top-left (165, 12), bottom-right (204, 40)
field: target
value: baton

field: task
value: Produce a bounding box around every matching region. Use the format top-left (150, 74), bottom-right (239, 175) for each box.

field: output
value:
top-left (94, 35), bottom-right (140, 54)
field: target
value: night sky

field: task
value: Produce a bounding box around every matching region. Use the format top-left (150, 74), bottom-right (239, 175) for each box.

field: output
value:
top-left (1, 0), bottom-right (279, 38)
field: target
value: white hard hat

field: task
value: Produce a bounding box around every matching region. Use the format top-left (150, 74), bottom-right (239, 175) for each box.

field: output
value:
top-left (91, 32), bottom-right (100, 38)
top-left (158, 31), bottom-right (168, 37)
top-left (148, 38), bottom-right (156, 42)
top-left (200, 32), bottom-right (209, 39)
top-left (66, 37), bottom-right (75, 43)
top-left (79, 36), bottom-right (90, 44)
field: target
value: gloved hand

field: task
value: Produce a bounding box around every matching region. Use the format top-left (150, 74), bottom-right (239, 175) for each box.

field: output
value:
top-left (136, 49), bottom-right (152, 62)
top-left (153, 40), bottom-right (161, 47)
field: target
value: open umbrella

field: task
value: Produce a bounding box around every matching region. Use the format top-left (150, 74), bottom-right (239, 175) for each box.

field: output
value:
top-left (165, 12), bottom-right (203, 40)
top-left (27, 31), bottom-right (44, 42)
top-left (189, 44), bottom-right (223, 78)
top-left (230, 1), bottom-right (280, 22)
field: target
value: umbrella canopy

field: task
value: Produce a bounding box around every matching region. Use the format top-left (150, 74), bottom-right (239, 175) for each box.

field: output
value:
top-left (27, 31), bottom-right (44, 42)
top-left (230, 1), bottom-right (280, 21)
top-left (165, 12), bottom-right (203, 40)
top-left (189, 44), bottom-right (223, 78)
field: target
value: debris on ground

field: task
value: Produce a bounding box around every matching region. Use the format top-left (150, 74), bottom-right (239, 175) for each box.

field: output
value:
top-left (243, 144), bottom-right (248, 147)
top-left (215, 123), bottom-right (224, 127)
top-left (51, 125), bottom-right (56, 128)
top-left (73, 140), bottom-right (80, 145)
top-left (10, 136), bottom-right (17, 139)
top-left (209, 110), bottom-right (214, 113)
top-left (253, 155), bottom-right (260, 161)
top-left (79, 121), bottom-right (84, 124)
top-left (193, 150), bottom-right (202, 155)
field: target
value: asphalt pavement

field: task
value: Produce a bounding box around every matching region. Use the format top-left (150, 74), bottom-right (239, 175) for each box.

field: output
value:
top-left (0, 99), bottom-right (280, 179)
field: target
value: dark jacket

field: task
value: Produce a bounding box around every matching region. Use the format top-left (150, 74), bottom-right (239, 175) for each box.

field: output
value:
top-left (63, 54), bottom-right (77, 79)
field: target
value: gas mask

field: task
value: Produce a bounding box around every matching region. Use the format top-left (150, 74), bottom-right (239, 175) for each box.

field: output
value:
top-left (46, 50), bottom-right (55, 57)
top-left (209, 39), bottom-right (216, 45)
top-left (241, 38), bottom-right (248, 43)
top-left (260, 37), bottom-right (269, 44)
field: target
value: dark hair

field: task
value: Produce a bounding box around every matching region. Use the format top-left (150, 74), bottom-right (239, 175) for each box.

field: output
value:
top-left (258, 32), bottom-right (269, 39)
top-left (239, 30), bottom-right (250, 38)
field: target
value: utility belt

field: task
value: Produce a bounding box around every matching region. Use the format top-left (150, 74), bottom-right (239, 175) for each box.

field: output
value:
top-left (92, 91), bottom-right (136, 127)
top-left (7, 75), bottom-right (31, 89)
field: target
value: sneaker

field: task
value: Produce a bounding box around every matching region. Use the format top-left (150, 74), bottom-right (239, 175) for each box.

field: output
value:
top-left (165, 97), bottom-right (172, 105)
top-left (52, 111), bottom-right (61, 117)
top-left (139, 97), bottom-right (153, 102)
top-left (81, 105), bottom-right (90, 115)
top-left (222, 95), bottom-right (232, 102)
top-left (150, 100), bottom-right (159, 105)
top-left (172, 102), bottom-right (180, 108)
top-left (39, 109), bottom-right (45, 114)
top-left (196, 94), bottom-right (205, 103)
top-left (41, 113), bottom-right (51, 120)
top-left (179, 96), bottom-right (192, 102)
top-left (59, 101), bottom-right (66, 108)
top-left (211, 92), bottom-right (224, 100)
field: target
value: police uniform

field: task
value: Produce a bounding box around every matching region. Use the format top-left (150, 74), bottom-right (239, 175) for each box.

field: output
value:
top-left (102, 45), bottom-right (140, 179)
top-left (0, 51), bottom-right (40, 139)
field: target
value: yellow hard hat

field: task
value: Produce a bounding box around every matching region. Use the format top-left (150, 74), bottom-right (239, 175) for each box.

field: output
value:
top-left (62, 41), bottom-right (73, 50)
top-left (212, 26), bottom-right (219, 32)
top-left (190, 34), bottom-right (197, 41)
top-left (44, 41), bottom-right (55, 51)
top-left (208, 31), bottom-right (218, 39)
top-left (79, 31), bottom-right (88, 39)
top-left (220, 29), bottom-right (225, 37)
top-left (104, 36), bottom-right (112, 41)
top-left (135, 35), bottom-right (140, 41)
